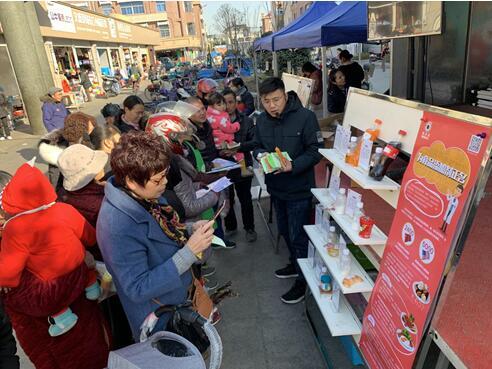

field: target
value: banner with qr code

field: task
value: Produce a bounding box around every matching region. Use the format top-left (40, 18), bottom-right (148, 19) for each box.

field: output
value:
top-left (360, 112), bottom-right (491, 369)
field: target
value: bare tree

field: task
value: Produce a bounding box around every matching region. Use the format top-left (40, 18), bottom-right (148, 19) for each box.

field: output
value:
top-left (214, 4), bottom-right (244, 53)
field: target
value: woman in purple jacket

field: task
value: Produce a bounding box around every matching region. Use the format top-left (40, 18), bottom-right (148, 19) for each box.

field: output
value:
top-left (40, 87), bottom-right (69, 132)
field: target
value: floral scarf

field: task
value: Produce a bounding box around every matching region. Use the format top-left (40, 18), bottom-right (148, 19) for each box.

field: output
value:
top-left (123, 188), bottom-right (188, 247)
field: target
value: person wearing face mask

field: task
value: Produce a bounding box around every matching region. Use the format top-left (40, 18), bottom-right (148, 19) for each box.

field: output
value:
top-left (327, 69), bottom-right (349, 113)
top-left (253, 77), bottom-right (323, 304)
top-left (96, 131), bottom-right (215, 339)
top-left (113, 95), bottom-right (146, 133)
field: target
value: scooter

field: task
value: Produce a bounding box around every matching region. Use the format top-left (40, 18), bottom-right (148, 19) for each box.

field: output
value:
top-left (107, 304), bottom-right (222, 369)
top-left (102, 75), bottom-right (121, 98)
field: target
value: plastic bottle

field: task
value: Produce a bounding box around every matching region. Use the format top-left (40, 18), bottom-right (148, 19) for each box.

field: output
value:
top-left (369, 130), bottom-right (407, 181)
top-left (326, 226), bottom-right (340, 257)
top-left (345, 136), bottom-right (359, 166)
top-left (319, 267), bottom-right (332, 294)
top-left (334, 188), bottom-right (347, 215)
top-left (351, 202), bottom-right (365, 231)
top-left (369, 147), bottom-right (384, 172)
top-left (353, 119), bottom-right (383, 162)
top-left (339, 249), bottom-right (351, 277)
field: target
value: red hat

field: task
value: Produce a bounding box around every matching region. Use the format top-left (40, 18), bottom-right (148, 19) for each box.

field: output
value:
top-left (0, 162), bottom-right (56, 215)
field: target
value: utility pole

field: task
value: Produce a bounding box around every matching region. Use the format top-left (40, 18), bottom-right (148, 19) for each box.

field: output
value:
top-left (0, 2), bottom-right (54, 134)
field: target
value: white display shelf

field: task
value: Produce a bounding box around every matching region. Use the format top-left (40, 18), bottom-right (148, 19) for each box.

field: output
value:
top-left (304, 225), bottom-right (374, 294)
top-left (298, 259), bottom-right (362, 337)
top-left (311, 188), bottom-right (388, 246)
top-left (320, 149), bottom-right (400, 191)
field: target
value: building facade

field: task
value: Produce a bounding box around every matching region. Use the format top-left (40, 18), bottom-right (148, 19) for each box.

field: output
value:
top-left (79, 1), bottom-right (206, 62)
top-left (261, 12), bottom-right (273, 34)
top-left (283, 1), bottom-right (312, 25)
top-left (0, 1), bottom-right (160, 98)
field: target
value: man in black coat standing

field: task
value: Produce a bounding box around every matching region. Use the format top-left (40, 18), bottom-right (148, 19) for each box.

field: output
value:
top-left (0, 302), bottom-right (20, 369)
top-left (253, 77), bottom-right (323, 304)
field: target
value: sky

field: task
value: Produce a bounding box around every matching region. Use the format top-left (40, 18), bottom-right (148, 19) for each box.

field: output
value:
top-left (201, 1), bottom-right (267, 35)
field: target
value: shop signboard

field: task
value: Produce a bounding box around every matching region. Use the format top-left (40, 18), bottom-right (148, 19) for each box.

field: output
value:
top-left (47, 1), bottom-right (76, 33)
top-left (359, 112), bottom-right (491, 369)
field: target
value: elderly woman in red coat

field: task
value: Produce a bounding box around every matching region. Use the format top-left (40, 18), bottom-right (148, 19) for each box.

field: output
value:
top-left (0, 162), bottom-right (109, 369)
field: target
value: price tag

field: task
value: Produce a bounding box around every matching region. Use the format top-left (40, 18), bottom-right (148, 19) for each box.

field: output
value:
top-left (345, 189), bottom-right (362, 218)
top-left (328, 172), bottom-right (341, 200)
top-left (331, 280), bottom-right (341, 312)
top-left (315, 204), bottom-right (324, 231)
top-left (359, 137), bottom-right (373, 172)
top-left (334, 125), bottom-right (350, 155)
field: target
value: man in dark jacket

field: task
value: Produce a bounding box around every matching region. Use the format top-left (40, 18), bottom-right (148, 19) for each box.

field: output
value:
top-left (338, 50), bottom-right (365, 89)
top-left (0, 303), bottom-right (20, 369)
top-left (253, 77), bottom-right (323, 304)
top-left (222, 88), bottom-right (257, 242)
top-left (40, 87), bottom-right (69, 132)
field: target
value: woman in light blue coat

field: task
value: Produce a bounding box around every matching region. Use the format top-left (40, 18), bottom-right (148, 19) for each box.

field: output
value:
top-left (96, 131), bottom-right (214, 339)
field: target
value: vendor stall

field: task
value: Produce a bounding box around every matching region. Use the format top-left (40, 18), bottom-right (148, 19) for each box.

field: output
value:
top-left (301, 87), bottom-right (492, 369)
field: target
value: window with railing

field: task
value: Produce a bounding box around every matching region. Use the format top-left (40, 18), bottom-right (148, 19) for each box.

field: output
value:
top-left (184, 1), bottom-right (193, 12)
top-left (156, 1), bottom-right (166, 12)
top-left (120, 1), bottom-right (144, 15)
top-left (187, 22), bottom-right (195, 36)
top-left (158, 24), bottom-right (170, 38)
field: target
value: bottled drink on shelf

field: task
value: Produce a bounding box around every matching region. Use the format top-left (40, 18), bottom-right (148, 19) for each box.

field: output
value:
top-left (345, 136), bottom-right (359, 166)
top-left (339, 249), bottom-right (351, 277)
top-left (369, 147), bottom-right (384, 172)
top-left (354, 119), bottom-right (383, 162)
top-left (326, 226), bottom-right (340, 257)
top-left (319, 267), bottom-right (332, 294)
top-left (334, 188), bottom-right (347, 215)
top-left (351, 202), bottom-right (364, 231)
top-left (369, 130), bottom-right (407, 181)
top-left (366, 119), bottom-right (383, 141)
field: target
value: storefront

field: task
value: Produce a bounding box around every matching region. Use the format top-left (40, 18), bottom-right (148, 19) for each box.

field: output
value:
top-left (35, 1), bottom-right (160, 86)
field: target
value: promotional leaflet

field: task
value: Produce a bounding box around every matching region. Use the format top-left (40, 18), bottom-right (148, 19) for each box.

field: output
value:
top-left (345, 189), bottom-right (362, 218)
top-left (328, 171), bottom-right (341, 200)
top-left (359, 138), bottom-right (374, 171)
top-left (360, 112), bottom-right (491, 369)
top-left (334, 125), bottom-right (351, 155)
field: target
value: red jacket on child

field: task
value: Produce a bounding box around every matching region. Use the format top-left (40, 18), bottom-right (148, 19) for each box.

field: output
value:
top-left (0, 162), bottom-right (96, 287)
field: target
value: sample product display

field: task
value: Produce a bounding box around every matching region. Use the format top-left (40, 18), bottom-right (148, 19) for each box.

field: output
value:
top-left (342, 275), bottom-right (363, 288)
top-left (339, 249), bottom-right (351, 276)
top-left (351, 202), bottom-right (365, 231)
top-left (326, 226), bottom-right (339, 257)
top-left (334, 188), bottom-right (347, 215)
top-left (369, 147), bottom-right (384, 172)
top-left (369, 130), bottom-right (407, 180)
top-left (359, 216), bottom-right (375, 239)
top-left (319, 267), bottom-right (332, 294)
top-left (354, 119), bottom-right (383, 162)
top-left (345, 136), bottom-right (359, 166)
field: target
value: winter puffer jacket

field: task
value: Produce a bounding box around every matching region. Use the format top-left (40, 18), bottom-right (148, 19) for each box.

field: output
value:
top-left (253, 91), bottom-right (323, 201)
top-left (39, 94), bottom-right (69, 132)
top-left (38, 129), bottom-right (68, 166)
top-left (171, 154), bottom-right (218, 220)
top-left (0, 163), bottom-right (96, 287)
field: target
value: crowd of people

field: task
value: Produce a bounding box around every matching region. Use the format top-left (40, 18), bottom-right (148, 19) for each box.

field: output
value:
top-left (0, 73), bottom-right (325, 368)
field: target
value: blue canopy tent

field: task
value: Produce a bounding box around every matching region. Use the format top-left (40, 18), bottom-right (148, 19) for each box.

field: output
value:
top-left (253, 2), bottom-right (337, 52)
top-left (273, 1), bottom-right (367, 50)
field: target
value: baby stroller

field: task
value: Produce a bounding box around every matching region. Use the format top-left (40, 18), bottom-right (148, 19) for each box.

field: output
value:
top-left (107, 304), bottom-right (223, 369)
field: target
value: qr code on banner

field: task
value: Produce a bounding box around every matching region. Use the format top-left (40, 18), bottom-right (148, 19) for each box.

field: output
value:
top-left (467, 135), bottom-right (483, 154)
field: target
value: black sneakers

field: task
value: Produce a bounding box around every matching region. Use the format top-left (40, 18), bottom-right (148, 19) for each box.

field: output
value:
top-left (274, 264), bottom-right (299, 279)
top-left (280, 280), bottom-right (307, 304)
top-left (245, 229), bottom-right (257, 243)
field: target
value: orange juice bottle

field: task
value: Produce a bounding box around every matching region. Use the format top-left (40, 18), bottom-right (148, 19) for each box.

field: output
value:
top-left (354, 119), bottom-right (383, 163)
top-left (345, 137), bottom-right (359, 166)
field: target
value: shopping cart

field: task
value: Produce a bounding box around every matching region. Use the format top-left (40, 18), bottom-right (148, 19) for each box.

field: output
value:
top-left (107, 305), bottom-right (223, 369)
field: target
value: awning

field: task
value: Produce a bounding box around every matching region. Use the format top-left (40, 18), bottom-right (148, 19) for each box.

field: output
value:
top-left (253, 1), bottom-right (337, 52)
top-left (273, 1), bottom-right (367, 50)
